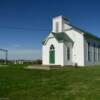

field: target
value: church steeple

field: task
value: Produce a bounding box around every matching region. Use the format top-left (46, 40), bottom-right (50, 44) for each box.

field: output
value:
top-left (52, 15), bottom-right (70, 33)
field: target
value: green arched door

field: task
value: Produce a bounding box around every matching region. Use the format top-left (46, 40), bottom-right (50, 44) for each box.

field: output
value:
top-left (49, 45), bottom-right (55, 64)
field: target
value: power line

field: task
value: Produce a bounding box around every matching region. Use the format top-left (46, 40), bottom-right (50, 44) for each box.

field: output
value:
top-left (0, 26), bottom-right (50, 31)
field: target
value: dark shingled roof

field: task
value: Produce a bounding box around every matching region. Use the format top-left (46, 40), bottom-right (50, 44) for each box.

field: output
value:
top-left (42, 32), bottom-right (73, 45)
top-left (52, 32), bottom-right (73, 42)
top-left (70, 24), bottom-right (100, 41)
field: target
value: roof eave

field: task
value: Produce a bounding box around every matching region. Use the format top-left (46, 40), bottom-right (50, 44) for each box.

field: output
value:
top-left (72, 25), bottom-right (100, 41)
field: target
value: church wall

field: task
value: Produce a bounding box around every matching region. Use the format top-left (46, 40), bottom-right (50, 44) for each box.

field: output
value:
top-left (63, 42), bottom-right (73, 66)
top-left (42, 16), bottom-right (100, 67)
top-left (42, 37), bottom-right (64, 66)
top-left (84, 37), bottom-right (100, 66)
top-left (65, 30), bottom-right (85, 66)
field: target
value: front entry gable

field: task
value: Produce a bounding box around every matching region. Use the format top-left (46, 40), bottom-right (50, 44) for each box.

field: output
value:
top-left (42, 32), bottom-right (56, 45)
top-left (42, 32), bottom-right (73, 45)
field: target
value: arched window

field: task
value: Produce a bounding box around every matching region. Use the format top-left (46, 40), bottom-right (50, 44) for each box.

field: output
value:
top-left (50, 45), bottom-right (55, 51)
top-left (67, 47), bottom-right (70, 60)
top-left (49, 45), bottom-right (55, 64)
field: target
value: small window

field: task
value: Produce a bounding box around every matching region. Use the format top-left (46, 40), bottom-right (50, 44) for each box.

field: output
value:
top-left (94, 44), bottom-right (96, 61)
top-left (88, 42), bottom-right (91, 61)
top-left (98, 46), bottom-right (100, 61)
top-left (67, 47), bottom-right (70, 60)
top-left (97, 46), bottom-right (99, 61)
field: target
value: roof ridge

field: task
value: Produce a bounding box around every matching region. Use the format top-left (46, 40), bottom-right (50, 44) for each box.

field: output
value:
top-left (69, 24), bottom-right (100, 41)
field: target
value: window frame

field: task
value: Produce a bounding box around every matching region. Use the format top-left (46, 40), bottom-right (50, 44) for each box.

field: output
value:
top-left (67, 47), bottom-right (70, 61)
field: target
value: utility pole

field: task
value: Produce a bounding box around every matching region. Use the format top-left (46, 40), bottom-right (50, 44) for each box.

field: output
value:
top-left (0, 49), bottom-right (8, 64)
top-left (5, 50), bottom-right (8, 64)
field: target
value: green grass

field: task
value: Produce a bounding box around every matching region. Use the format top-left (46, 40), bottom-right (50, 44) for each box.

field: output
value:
top-left (0, 65), bottom-right (100, 100)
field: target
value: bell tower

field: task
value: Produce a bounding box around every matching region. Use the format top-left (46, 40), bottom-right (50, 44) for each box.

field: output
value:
top-left (52, 16), bottom-right (70, 33)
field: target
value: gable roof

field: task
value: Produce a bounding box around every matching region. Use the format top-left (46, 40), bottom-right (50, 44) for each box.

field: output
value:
top-left (42, 32), bottom-right (73, 45)
top-left (70, 24), bottom-right (100, 41)
top-left (42, 17), bottom-right (100, 45)
top-left (52, 32), bottom-right (73, 42)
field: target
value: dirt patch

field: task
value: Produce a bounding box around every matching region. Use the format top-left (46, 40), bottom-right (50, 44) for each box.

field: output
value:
top-left (25, 65), bottom-right (50, 70)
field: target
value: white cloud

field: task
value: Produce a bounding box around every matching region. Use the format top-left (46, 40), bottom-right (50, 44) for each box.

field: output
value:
top-left (12, 44), bottom-right (22, 48)
top-left (14, 44), bottom-right (21, 48)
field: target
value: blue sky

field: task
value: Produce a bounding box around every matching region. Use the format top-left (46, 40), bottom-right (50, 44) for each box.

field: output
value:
top-left (0, 0), bottom-right (100, 60)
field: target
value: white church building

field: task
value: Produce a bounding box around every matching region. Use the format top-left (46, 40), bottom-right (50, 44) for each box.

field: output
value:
top-left (42, 16), bottom-right (100, 66)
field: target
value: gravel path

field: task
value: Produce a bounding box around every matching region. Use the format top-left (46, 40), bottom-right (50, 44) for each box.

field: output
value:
top-left (25, 65), bottom-right (50, 70)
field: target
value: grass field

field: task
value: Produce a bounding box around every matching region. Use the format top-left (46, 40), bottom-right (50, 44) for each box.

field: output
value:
top-left (0, 65), bottom-right (100, 100)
